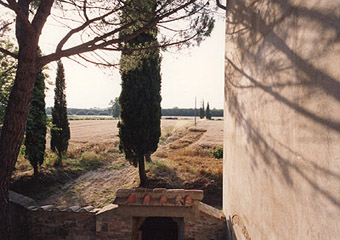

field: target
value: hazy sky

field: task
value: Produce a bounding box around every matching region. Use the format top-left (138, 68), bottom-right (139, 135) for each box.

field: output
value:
top-left (40, 8), bottom-right (226, 110)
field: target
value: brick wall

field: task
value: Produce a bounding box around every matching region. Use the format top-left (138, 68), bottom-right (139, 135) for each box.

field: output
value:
top-left (96, 204), bottom-right (132, 240)
top-left (10, 190), bottom-right (228, 240)
top-left (184, 202), bottom-right (228, 240)
top-left (28, 210), bottom-right (96, 240)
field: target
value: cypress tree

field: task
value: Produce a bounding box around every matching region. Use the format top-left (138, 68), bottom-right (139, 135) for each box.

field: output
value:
top-left (118, 0), bottom-right (161, 186)
top-left (24, 56), bottom-right (47, 176)
top-left (51, 60), bottom-right (70, 165)
top-left (206, 102), bottom-right (212, 120)
top-left (199, 100), bottom-right (205, 119)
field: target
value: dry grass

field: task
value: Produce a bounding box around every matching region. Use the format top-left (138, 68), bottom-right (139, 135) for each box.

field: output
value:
top-left (167, 147), bottom-right (222, 177)
top-left (156, 125), bottom-right (222, 179)
top-left (168, 128), bottom-right (206, 149)
top-left (148, 121), bottom-right (223, 207)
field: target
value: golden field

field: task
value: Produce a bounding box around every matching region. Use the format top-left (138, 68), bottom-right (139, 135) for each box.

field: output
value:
top-left (12, 117), bottom-right (224, 208)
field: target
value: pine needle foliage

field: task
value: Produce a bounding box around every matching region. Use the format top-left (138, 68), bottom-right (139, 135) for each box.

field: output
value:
top-left (0, 41), bottom-right (17, 125)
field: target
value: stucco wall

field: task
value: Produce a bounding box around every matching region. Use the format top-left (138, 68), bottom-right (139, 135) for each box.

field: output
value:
top-left (223, 0), bottom-right (340, 239)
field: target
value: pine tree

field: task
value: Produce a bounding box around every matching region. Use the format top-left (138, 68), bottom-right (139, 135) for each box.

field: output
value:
top-left (118, 0), bottom-right (161, 186)
top-left (206, 102), bottom-right (212, 120)
top-left (51, 61), bottom-right (70, 165)
top-left (24, 56), bottom-right (47, 176)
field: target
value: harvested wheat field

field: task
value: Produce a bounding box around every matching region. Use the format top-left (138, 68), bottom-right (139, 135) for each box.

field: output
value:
top-left (11, 118), bottom-right (224, 208)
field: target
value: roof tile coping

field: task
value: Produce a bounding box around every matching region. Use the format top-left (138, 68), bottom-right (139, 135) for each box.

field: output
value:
top-left (116, 188), bottom-right (203, 201)
top-left (27, 205), bottom-right (99, 213)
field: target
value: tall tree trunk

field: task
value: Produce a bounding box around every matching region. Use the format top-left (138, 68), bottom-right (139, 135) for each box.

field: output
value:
top-left (0, 1), bottom-right (38, 234)
top-left (138, 155), bottom-right (148, 186)
top-left (33, 164), bottom-right (39, 177)
top-left (0, 51), bottom-right (38, 239)
top-left (145, 153), bottom-right (152, 163)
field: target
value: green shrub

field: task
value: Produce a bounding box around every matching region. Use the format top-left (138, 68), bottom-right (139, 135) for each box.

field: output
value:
top-left (211, 146), bottom-right (223, 159)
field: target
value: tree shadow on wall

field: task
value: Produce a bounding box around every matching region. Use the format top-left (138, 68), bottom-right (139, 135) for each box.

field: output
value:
top-left (225, 0), bottom-right (340, 209)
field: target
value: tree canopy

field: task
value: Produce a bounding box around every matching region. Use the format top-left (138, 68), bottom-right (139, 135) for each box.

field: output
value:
top-left (0, 0), bottom-right (217, 67)
top-left (109, 97), bottom-right (120, 118)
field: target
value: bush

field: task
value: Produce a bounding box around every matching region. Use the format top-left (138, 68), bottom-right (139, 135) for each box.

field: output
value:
top-left (211, 146), bottom-right (223, 159)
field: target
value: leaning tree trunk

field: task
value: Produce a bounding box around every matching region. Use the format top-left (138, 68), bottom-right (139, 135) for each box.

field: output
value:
top-left (138, 155), bottom-right (148, 186)
top-left (0, 0), bottom-right (40, 236)
top-left (0, 48), bottom-right (38, 239)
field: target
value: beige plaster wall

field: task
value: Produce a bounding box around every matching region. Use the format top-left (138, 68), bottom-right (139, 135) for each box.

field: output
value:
top-left (223, 0), bottom-right (340, 239)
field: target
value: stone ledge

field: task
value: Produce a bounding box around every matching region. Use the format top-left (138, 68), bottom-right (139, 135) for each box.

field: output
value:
top-left (9, 190), bottom-right (37, 208)
top-left (198, 202), bottom-right (226, 221)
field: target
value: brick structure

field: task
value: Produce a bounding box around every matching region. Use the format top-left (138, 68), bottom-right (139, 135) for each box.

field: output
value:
top-left (10, 189), bottom-right (227, 240)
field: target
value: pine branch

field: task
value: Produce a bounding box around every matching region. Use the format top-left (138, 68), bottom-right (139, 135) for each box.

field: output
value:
top-left (0, 47), bottom-right (18, 59)
top-left (40, 0), bottom-right (198, 65)
top-left (31, 0), bottom-right (54, 36)
top-left (216, 0), bottom-right (227, 10)
top-left (6, 0), bottom-right (35, 36)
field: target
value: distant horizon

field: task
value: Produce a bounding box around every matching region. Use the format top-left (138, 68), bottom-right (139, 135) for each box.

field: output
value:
top-left (45, 105), bottom-right (224, 110)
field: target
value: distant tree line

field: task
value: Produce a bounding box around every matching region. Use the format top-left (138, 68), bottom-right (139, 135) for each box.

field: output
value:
top-left (46, 107), bottom-right (111, 116)
top-left (46, 107), bottom-right (223, 117)
top-left (162, 107), bottom-right (223, 117)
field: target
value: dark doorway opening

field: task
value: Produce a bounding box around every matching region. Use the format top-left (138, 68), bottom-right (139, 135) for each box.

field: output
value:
top-left (140, 217), bottom-right (178, 240)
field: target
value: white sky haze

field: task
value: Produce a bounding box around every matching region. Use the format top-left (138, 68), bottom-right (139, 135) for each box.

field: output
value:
top-left (38, 7), bottom-right (226, 110)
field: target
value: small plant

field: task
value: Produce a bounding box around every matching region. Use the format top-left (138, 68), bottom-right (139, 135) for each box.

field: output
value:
top-left (44, 152), bottom-right (58, 167)
top-left (211, 146), bottom-right (223, 159)
top-left (18, 143), bottom-right (26, 158)
top-left (107, 162), bottom-right (126, 170)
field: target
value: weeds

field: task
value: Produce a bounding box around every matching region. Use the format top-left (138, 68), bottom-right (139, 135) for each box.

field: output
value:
top-left (107, 162), bottom-right (126, 170)
top-left (146, 160), bottom-right (169, 173)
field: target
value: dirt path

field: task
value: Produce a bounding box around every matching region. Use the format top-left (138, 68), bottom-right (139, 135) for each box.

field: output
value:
top-left (40, 159), bottom-right (139, 207)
